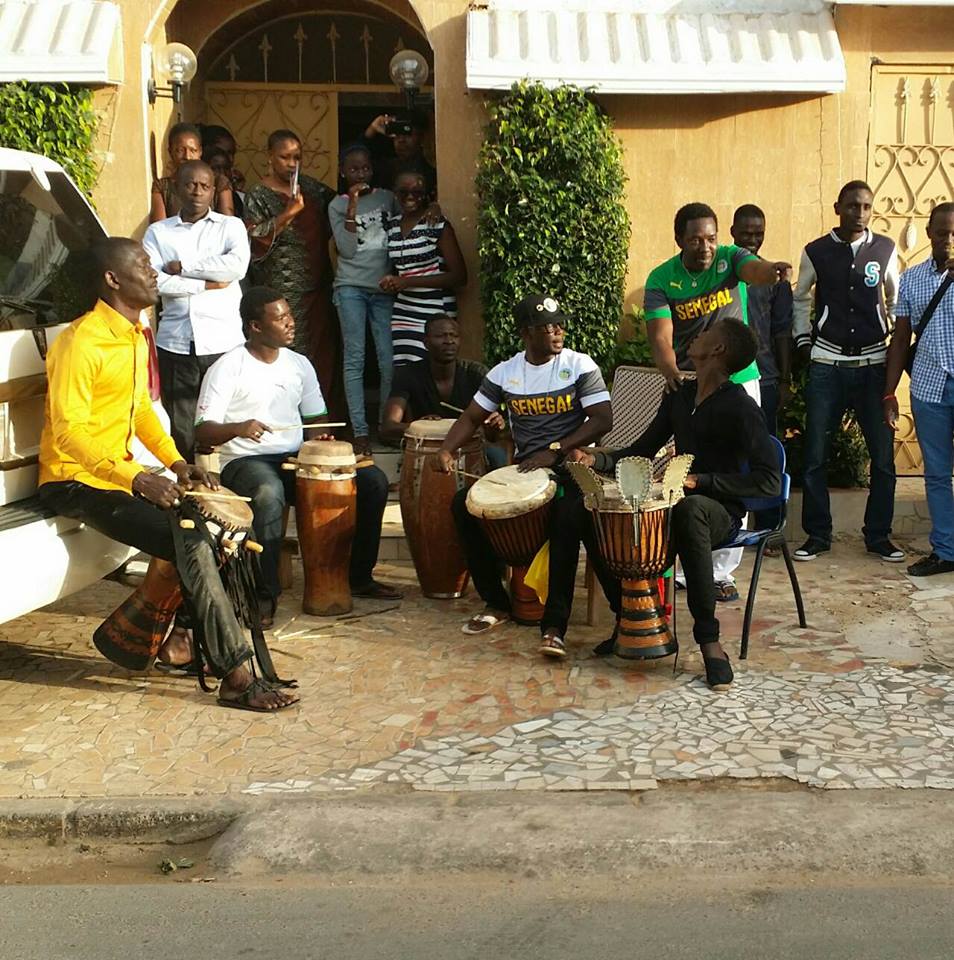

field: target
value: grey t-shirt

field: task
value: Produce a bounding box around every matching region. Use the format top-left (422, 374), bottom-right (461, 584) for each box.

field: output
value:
top-left (328, 188), bottom-right (398, 290)
top-left (472, 349), bottom-right (610, 460)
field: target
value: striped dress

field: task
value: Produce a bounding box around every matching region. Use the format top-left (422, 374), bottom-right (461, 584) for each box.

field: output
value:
top-left (386, 215), bottom-right (458, 365)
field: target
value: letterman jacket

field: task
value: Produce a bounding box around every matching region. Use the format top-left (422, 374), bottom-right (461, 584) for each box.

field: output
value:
top-left (792, 229), bottom-right (898, 363)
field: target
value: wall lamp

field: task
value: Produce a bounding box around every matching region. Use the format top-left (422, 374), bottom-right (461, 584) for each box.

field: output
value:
top-left (147, 42), bottom-right (198, 106)
top-left (389, 49), bottom-right (429, 111)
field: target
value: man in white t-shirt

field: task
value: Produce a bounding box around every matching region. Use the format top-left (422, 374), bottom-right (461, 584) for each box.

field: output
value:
top-left (434, 294), bottom-right (613, 658)
top-left (195, 286), bottom-right (401, 625)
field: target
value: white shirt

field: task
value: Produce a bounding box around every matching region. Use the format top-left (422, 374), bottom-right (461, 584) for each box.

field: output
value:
top-left (143, 210), bottom-right (250, 356)
top-left (196, 346), bottom-right (327, 467)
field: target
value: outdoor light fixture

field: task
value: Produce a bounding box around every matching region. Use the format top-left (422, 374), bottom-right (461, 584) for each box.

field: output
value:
top-left (389, 49), bottom-right (429, 110)
top-left (147, 42), bottom-right (199, 106)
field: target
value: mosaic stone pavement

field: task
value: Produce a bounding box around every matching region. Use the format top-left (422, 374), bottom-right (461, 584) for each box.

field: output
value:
top-left (303, 666), bottom-right (954, 795)
top-left (0, 535), bottom-right (952, 800)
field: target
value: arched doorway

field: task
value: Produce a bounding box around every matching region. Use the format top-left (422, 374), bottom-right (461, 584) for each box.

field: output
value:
top-left (160, 0), bottom-right (434, 190)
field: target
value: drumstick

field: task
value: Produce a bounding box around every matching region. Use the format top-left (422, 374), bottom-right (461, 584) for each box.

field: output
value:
top-left (440, 401), bottom-right (464, 414)
top-left (453, 468), bottom-right (507, 485)
top-left (182, 491), bottom-right (253, 503)
top-left (268, 422), bottom-right (348, 431)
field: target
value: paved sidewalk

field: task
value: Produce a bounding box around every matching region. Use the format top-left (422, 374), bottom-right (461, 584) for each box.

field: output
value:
top-left (0, 534), bottom-right (951, 800)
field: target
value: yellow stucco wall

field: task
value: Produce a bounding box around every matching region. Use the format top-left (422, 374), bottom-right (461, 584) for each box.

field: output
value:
top-left (96, 1), bottom-right (954, 360)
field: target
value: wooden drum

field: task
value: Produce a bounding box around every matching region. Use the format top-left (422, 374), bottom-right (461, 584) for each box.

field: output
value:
top-left (465, 465), bottom-right (556, 625)
top-left (591, 499), bottom-right (676, 660)
top-left (400, 418), bottom-right (483, 599)
top-left (295, 440), bottom-right (357, 616)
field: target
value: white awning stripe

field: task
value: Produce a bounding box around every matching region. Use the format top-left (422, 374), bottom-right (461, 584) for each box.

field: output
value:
top-left (466, 4), bottom-right (847, 94)
top-left (0, 1), bottom-right (122, 85)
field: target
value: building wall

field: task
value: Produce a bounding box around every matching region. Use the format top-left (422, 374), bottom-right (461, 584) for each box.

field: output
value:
top-left (96, 1), bottom-right (954, 359)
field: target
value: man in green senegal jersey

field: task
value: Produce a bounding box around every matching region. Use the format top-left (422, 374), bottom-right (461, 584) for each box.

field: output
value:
top-left (645, 202), bottom-right (792, 393)
top-left (643, 202), bottom-right (791, 602)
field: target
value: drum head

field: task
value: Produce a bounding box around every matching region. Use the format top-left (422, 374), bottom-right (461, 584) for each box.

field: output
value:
top-left (465, 465), bottom-right (556, 519)
top-left (189, 484), bottom-right (254, 530)
top-left (404, 418), bottom-right (457, 441)
top-left (298, 439), bottom-right (355, 465)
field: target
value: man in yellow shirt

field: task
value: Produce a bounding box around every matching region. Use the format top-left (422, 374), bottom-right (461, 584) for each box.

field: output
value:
top-left (38, 237), bottom-right (297, 713)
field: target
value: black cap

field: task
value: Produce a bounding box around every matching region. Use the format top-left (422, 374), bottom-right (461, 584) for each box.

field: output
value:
top-left (514, 294), bottom-right (569, 329)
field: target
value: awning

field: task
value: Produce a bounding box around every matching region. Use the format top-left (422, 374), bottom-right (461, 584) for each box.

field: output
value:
top-left (0, 0), bottom-right (123, 85)
top-left (466, 2), bottom-right (846, 94)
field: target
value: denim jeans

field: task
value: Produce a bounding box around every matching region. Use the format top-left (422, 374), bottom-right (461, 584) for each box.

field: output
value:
top-left (912, 375), bottom-right (954, 561)
top-left (334, 287), bottom-right (394, 438)
top-left (801, 361), bottom-right (896, 545)
top-left (220, 453), bottom-right (388, 600)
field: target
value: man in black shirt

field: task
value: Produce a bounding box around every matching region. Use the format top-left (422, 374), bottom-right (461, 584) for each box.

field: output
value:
top-left (567, 317), bottom-right (780, 690)
top-left (380, 315), bottom-right (502, 455)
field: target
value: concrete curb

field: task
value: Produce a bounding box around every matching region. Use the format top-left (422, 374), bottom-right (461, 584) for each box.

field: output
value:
top-left (0, 797), bottom-right (246, 842)
top-left (4, 785), bottom-right (953, 880)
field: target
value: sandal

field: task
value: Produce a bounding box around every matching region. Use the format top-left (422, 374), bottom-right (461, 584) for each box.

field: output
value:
top-left (217, 676), bottom-right (300, 713)
top-left (715, 581), bottom-right (740, 603)
top-left (461, 611), bottom-right (510, 635)
top-left (539, 632), bottom-right (567, 659)
top-left (703, 654), bottom-right (734, 692)
top-left (154, 659), bottom-right (201, 677)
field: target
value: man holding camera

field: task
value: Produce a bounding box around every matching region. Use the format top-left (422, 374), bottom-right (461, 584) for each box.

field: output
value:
top-left (363, 113), bottom-right (437, 196)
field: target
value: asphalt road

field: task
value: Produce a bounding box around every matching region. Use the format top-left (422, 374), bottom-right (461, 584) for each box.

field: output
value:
top-left (3, 880), bottom-right (953, 960)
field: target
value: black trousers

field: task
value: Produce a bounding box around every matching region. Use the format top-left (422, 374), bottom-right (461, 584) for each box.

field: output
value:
top-left (590, 495), bottom-right (738, 646)
top-left (38, 481), bottom-right (253, 677)
top-left (450, 481), bottom-right (596, 636)
top-left (157, 345), bottom-right (223, 463)
top-left (220, 454), bottom-right (389, 599)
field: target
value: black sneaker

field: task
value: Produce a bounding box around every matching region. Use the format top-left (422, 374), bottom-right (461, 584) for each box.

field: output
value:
top-left (703, 654), bottom-right (734, 691)
top-left (793, 538), bottom-right (830, 562)
top-left (867, 540), bottom-right (906, 563)
top-left (907, 553), bottom-right (954, 577)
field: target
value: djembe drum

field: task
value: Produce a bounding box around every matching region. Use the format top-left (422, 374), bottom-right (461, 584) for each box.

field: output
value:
top-left (465, 465), bottom-right (556, 625)
top-left (589, 498), bottom-right (676, 659)
top-left (400, 418), bottom-right (484, 598)
top-left (92, 484), bottom-right (258, 671)
top-left (568, 455), bottom-right (694, 661)
top-left (294, 439), bottom-right (357, 616)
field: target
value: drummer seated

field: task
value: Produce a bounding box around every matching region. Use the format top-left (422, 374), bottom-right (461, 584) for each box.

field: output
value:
top-left (37, 238), bottom-right (297, 712)
top-left (433, 293), bottom-right (613, 658)
top-left (194, 285), bottom-right (402, 626)
top-left (566, 317), bottom-right (780, 691)
top-left (379, 315), bottom-right (508, 469)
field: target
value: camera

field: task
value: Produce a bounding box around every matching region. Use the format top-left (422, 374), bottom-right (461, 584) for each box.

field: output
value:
top-left (385, 119), bottom-right (414, 137)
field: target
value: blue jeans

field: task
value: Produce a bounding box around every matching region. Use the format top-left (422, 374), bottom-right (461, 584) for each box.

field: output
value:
top-left (220, 453), bottom-right (389, 600)
top-left (801, 361), bottom-right (896, 545)
top-left (912, 375), bottom-right (954, 561)
top-left (334, 287), bottom-right (394, 438)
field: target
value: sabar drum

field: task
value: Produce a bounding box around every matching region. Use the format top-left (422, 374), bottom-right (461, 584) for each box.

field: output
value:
top-left (295, 440), bottom-right (357, 616)
top-left (465, 465), bottom-right (556, 625)
top-left (400, 418), bottom-right (484, 599)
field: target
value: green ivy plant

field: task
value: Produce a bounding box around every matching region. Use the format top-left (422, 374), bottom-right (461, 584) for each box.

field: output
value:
top-left (475, 81), bottom-right (630, 368)
top-left (0, 82), bottom-right (99, 198)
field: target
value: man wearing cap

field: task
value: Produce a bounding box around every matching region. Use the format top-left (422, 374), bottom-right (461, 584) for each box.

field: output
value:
top-left (433, 294), bottom-right (613, 658)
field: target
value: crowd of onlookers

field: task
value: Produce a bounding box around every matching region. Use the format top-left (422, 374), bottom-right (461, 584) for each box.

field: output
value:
top-left (145, 113), bottom-right (466, 459)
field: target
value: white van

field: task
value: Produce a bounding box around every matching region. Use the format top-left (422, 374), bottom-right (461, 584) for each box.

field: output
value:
top-left (0, 148), bottom-right (162, 625)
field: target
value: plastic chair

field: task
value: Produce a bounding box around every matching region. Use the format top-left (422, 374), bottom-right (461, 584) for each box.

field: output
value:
top-left (718, 436), bottom-right (807, 659)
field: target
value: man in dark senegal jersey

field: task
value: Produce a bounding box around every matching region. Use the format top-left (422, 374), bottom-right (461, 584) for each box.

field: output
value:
top-left (644, 202), bottom-right (791, 601)
top-left (433, 294), bottom-right (612, 659)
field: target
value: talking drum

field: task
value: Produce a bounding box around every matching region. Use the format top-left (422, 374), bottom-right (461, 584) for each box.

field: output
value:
top-left (400, 418), bottom-right (483, 599)
top-left (589, 499), bottom-right (677, 660)
top-left (92, 484), bottom-right (256, 671)
top-left (295, 440), bottom-right (357, 616)
top-left (465, 465), bottom-right (556, 625)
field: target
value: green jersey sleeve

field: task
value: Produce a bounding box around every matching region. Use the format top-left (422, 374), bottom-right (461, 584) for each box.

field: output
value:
top-left (728, 243), bottom-right (758, 277)
top-left (643, 264), bottom-right (673, 321)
